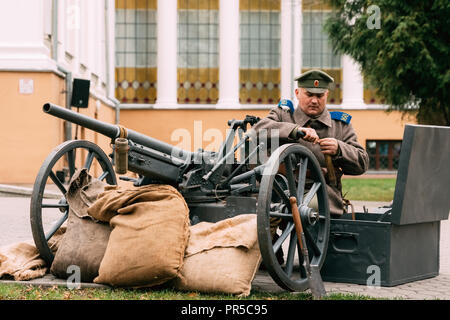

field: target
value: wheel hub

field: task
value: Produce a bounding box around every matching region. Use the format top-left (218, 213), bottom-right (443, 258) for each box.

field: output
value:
top-left (299, 204), bottom-right (319, 226)
top-left (58, 197), bottom-right (68, 213)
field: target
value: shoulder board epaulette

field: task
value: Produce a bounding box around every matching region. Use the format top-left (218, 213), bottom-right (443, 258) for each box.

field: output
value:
top-left (330, 111), bottom-right (352, 124)
top-left (277, 99), bottom-right (294, 114)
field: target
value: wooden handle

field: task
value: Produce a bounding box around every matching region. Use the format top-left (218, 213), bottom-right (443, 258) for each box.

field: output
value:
top-left (325, 155), bottom-right (336, 186)
top-left (290, 197), bottom-right (305, 251)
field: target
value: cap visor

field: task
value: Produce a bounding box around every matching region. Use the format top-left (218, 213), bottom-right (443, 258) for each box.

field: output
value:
top-left (305, 87), bottom-right (327, 94)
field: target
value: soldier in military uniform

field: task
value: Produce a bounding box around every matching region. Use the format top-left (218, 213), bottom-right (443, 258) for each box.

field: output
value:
top-left (253, 69), bottom-right (369, 217)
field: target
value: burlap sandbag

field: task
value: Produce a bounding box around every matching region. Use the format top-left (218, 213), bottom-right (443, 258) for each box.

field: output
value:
top-left (174, 214), bottom-right (261, 296)
top-left (0, 228), bottom-right (65, 281)
top-left (90, 184), bottom-right (190, 288)
top-left (50, 169), bottom-right (111, 282)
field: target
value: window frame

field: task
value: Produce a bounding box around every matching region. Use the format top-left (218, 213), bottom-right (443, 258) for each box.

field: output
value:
top-left (366, 140), bottom-right (402, 171)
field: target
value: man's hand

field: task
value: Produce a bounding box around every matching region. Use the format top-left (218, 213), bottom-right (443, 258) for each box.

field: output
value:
top-left (319, 138), bottom-right (339, 156)
top-left (298, 127), bottom-right (320, 144)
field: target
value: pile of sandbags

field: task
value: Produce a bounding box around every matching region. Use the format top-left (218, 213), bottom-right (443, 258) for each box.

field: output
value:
top-left (48, 170), bottom-right (260, 295)
top-left (174, 214), bottom-right (261, 296)
top-left (51, 169), bottom-right (189, 288)
top-left (88, 184), bottom-right (190, 288)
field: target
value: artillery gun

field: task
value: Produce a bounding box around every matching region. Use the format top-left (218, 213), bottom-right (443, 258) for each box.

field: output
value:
top-left (31, 102), bottom-right (330, 292)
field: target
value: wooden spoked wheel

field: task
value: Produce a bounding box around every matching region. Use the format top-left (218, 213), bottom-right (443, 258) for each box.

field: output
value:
top-left (30, 140), bottom-right (116, 265)
top-left (257, 143), bottom-right (330, 291)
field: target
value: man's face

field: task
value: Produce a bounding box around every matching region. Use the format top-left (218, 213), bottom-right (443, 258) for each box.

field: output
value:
top-left (295, 88), bottom-right (328, 117)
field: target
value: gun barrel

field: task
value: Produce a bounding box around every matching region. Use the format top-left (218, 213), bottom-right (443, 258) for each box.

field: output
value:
top-left (43, 103), bottom-right (192, 163)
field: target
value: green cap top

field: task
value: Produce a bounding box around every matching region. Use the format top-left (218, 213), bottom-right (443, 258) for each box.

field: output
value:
top-left (294, 69), bottom-right (334, 94)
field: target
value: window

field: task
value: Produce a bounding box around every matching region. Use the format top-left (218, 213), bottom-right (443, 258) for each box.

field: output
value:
top-left (239, 0), bottom-right (281, 104)
top-left (115, 0), bottom-right (157, 104)
top-left (177, 0), bottom-right (219, 104)
top-left (302, 0), bottom-right (342, 104)
top-left (366, 140), bottom-right (402, 170)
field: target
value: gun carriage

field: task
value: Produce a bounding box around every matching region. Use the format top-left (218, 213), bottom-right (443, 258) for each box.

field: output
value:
top-left (31, 102), bottom-right (331, 292)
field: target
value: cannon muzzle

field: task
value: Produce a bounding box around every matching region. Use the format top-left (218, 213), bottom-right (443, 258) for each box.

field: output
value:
top-left (43, 103), bottom-right (192, 163)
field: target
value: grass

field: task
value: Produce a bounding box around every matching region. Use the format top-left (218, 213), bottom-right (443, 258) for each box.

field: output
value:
top-left (341, 178), bottom-right (396, 202)
top-left (0, 284), bottom-right (382, 300)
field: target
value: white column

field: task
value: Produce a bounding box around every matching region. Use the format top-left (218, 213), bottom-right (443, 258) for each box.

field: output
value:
top-left (105, 0), bottom-right (116, 99)
top-left (65, 0), bottom-right (81, 74)
top-left (291, 0), bottom-right (302, 105)
top-left (0, 0), bottom-right (53, 70)
top-left (342, 55), bottom-right (365, 108)
top-left (280, 0), bottom-right (292, 100)
top-left (155, 0), bottom-right (178, 107)
top-left (79, 0), bottom-right (90, 68)
top-left (217, 0), bottom-right (240, 108)
top-left (57, 0), bottom-right (69, 66)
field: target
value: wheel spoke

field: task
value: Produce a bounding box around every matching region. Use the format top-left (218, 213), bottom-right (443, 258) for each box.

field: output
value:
top-left (67, 149), bottom-right (76, 177)
top-left (84, 151), bottom-right (95, 170)
top-left (304, 227), bottom-right (322, 257)
top-left (297, 243), bottom-right (307, 279)
top-left (297, 157), bottom-right (308, 203)
top-left (42, 203), bottom-right (69, 209)
top-left (303, 182), bottom-right (321, 206)
top-left (269, 211), bottom-right (293, 220)
top-left (45, 211), bottom-right (68, 241)
top-left (285, 230), bottom-right (297, 277)
top-left (273, 179), bottom-right (290, 207)
top-left (283, 155), bottom-right (297, 198)
top-left (98, 171), bottom-right (109, 181)
top-left (49, 171), bottom-right (67, 195)
top-left (273, 222), bottom-right (294, 254)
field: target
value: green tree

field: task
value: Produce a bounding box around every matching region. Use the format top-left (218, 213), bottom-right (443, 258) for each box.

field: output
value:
top-left (324, 0), bottom-right (450, 125)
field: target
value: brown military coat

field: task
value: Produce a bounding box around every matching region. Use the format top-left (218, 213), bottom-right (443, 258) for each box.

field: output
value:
top-left (253, 105), bottom-right (369, 216)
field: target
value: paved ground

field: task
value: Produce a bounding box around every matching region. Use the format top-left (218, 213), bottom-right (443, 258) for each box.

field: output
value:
top-left (0, 185), bottom-right (449, 300)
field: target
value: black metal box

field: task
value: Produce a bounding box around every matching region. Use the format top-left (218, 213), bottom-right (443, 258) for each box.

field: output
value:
top-left (321, 124), bottom-right (450, 286)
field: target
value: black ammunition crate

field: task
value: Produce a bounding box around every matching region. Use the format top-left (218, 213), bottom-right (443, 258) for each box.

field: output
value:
top-left (322, 124), bottom-right (450, 286)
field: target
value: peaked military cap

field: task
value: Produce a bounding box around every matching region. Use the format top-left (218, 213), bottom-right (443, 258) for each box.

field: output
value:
top-left (295, 69), bottom-right (334, 94)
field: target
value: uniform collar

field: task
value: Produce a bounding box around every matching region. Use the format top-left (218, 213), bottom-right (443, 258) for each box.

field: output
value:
top-left (293, 106), bottom-right (332, 128)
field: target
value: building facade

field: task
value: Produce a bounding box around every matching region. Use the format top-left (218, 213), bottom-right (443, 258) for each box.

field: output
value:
top-left (0, 0), bottom-right (414, 183)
